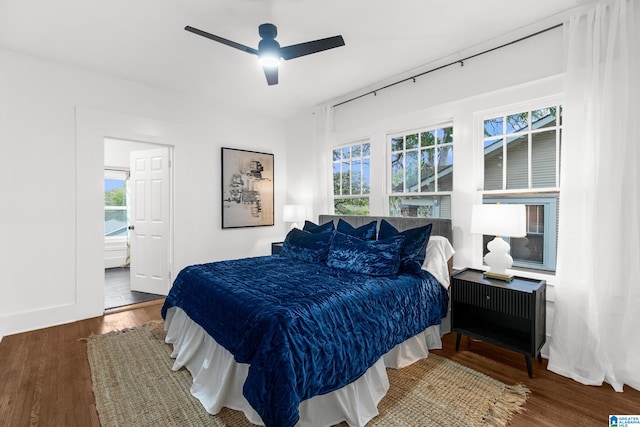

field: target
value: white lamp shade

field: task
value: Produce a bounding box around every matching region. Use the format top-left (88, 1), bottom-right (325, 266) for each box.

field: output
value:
top-left (282, 205), bottom-right (306, 223)
top-left (471, 204), bottom-right (526, 237)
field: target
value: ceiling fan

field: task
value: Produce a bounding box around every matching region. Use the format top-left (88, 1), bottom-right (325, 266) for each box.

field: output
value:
top-left (185, 23), bottom-right (345, 86)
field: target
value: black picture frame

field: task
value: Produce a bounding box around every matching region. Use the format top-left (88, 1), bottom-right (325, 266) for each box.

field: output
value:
top-left (221, 147), bottom-right (274, 228)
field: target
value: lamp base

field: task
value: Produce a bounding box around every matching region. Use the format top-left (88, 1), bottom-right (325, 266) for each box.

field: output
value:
top-left (483, 236), bottom-right (514, 282)
top-left (483, 271), bottom-right (514, 282)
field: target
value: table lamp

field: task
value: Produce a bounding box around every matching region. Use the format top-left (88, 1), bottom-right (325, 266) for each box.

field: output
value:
top-left (282, 205), bottom-right (306, 230)
top-left (471, 203), bottom-right (526, 281)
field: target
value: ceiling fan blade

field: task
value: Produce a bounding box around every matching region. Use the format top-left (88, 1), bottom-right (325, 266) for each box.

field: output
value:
top-left (185, 26), bottom-right (258, 55)
top-left (263, 66), bottom-right (278, 86)
top-left (280, 35), bottom-right (345, 60)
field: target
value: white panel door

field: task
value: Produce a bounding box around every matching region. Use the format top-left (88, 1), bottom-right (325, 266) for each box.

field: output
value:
top-left (129, 147), bottom-right (171, 295)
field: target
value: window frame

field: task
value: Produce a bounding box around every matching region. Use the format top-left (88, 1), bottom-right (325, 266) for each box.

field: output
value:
top-left (477, 98), bottom-right (562, 273)
top-left (386, 123), bottom-right (453, 218)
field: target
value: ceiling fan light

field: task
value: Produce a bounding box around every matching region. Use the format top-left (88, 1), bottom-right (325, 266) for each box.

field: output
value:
top-left (258, 54), bottom-right (280, 68)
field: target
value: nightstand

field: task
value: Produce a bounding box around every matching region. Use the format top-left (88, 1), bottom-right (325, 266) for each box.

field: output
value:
top-left (451, 268), bottom-right (546, 378)
top-left (271, 241), bottom-right (284, 255)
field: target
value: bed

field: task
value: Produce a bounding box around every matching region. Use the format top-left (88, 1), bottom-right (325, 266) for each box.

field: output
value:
top-left (161, 215), bottom-right (455, 427)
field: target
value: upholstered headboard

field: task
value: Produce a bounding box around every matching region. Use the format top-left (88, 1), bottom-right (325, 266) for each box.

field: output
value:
top-left (318, 215), bottom-right (453, 243)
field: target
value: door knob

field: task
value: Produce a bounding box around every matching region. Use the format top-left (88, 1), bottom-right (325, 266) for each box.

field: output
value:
top-left (128, 225), bottom-right (135, 230)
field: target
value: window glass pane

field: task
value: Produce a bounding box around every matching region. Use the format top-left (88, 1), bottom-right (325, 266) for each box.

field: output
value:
top-left (352, 145), bottom-right (361, 159)
top-left (104, 179), bottom-right (126, 207)
top-left (105, 210), bottom-right (127, 237)
top-left (484, 138), bottom-right (503, 191)
top-left (391, 137), bottom-right (404, 152)
top-left (391, 153), bottom-right (404, 192)
top-left (391, 125), bottom-right (453, 195)
top-left (342, 147), bottom-right (350, 160)
top-left (334, 197), bottom-right (369, 215)
top-left (482, 196), bottom-right (557, 272)
top-left (332, 149), bottom-right (341, 161)
top-left (506, 134), bottom-right (528, 189)
top-left (341, 161), bottom-right (350, 195)
top-left (333, 162), bottom-right (341, 195)
top-left (421, 131), bottom-right (435, 147)
top-left (484, 117), bottom-right (503, 138)
top-left (405, 150), bottom-right (419, 192)
top-left (406, 133), bottom-right (418, 149)
top-left (420, 148), bottom-right (435, 192)
top-left (388, 195), bottom-right (451, 218)
top-left (362, 157), bottom-right (370, 194)
top-left (532, 106), bottom-right (557, 129)
top-left (351, 159), bottom-right (362, 194)
top-left (532, 129), bottom-right (557, 188)
top-left (438, 127), bottom-right (454, 144)
top-left (362, 143), bottom-right (370, 156)
top-left (437, 145), bottom-right (453, 191)
top-left (506, 112), bottom-right (528, 133)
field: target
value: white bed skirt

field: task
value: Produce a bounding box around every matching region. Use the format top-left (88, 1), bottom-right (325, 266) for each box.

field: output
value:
top-left (164, 306), bottom-right (443, 427)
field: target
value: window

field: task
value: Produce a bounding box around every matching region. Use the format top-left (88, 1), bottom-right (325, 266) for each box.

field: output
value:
top-left (388, 125), bottom-right (453, 218)
top-left (481, 104), bottom-right (562, 272)
top-left (483, 196), bottom-right (557, 271)
top-left (104, 170), bottom-right (128, 237)
top-left (332, 141), bottom-right (370, 215)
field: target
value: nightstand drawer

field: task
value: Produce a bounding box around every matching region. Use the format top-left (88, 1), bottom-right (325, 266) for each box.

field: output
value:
top-left (452, 280), bottom-right (532, 318)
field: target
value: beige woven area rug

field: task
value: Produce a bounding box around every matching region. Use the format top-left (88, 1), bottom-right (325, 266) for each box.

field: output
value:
top-left (87, 322), bottom-right (529, 427)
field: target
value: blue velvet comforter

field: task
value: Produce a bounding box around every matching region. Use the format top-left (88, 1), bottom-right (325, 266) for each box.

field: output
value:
top-left (161, 255), bottom-right (448, 427)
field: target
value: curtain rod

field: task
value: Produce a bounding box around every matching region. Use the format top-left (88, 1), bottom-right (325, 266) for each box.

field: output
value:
top-left (332, 23), bottom-right (563, 109)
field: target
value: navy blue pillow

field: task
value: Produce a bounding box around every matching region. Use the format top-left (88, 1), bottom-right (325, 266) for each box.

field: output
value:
top-left (377, 220), bottom-right (433, 275)
top-left (302, 220), bottom-right (335, 234)
top-left (336, 219), bottom-right (377, 241)
top-left (327, 231), bottom-right (405, 276)
top-left (281, 228), bottom-right (333, 263)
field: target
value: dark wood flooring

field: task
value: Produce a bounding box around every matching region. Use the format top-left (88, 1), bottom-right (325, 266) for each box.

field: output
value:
top-left (104, 267), bottom-right (163, 310)
top-left (1, 300), bottom-right (638, 426)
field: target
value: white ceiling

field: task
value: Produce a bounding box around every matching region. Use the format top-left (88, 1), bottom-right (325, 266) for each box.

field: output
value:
top-left (0, 0), bottom-right (584, 119)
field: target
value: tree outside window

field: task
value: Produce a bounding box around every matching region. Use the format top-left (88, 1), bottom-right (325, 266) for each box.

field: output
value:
top-left (104, 170), bottom-right (128, 237)
top-left (388, 125), bottom-right (453, 218)
top-left (332, 141), bottom-right (370, 215)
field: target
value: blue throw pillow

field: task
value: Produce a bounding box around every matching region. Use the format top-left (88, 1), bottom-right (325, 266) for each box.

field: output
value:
top-left (377, 220), bottom-right (433, 275)
top-left (281, 228), bottom-right (333, 263)
top-left (327, 231), bottom-right (405, 276)
top-left (302, 220), bottom-right (335, 234)
top-left (336, 219), bottom-right (377, 240)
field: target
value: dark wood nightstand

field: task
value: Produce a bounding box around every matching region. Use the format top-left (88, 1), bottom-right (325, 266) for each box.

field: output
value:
top-left (451, 268), bottom-right (546, 378)
top-left (271, 242), bottom-right (284, 255)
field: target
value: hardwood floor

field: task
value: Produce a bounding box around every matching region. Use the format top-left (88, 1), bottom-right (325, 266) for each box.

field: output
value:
top-left (1, 302), bottom-right (638, 426)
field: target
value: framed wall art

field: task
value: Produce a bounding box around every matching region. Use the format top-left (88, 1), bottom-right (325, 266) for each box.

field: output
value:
top-left (221, 147), bottom-right (274, 228)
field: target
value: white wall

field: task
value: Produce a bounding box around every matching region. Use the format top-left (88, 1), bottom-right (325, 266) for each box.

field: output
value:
top-left (285, 26), bottom-right (565, 356)
top-left (0, 48), bottom-right (288, 338)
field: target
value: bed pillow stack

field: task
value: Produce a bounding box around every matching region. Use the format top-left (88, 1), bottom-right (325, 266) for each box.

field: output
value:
top-left (327, 229), bottom-right (405, 276)
top-left (280, 221), bottom-right (335, 263)
top-left (281, 218), bottom-right (433, 278)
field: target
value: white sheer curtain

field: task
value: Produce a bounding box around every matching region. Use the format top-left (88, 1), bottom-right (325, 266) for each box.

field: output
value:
top-left (548, 0), bottom-right (640, 392)
top-left (311, 105), bottom-right (335, 217)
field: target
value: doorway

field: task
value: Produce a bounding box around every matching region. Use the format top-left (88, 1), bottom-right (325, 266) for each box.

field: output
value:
top-left (104, 138), bottom-right (172, 310)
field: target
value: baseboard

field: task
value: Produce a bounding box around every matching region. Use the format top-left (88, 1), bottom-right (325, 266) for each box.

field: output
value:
top-left (0, 303), bottom-right (79, 338)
